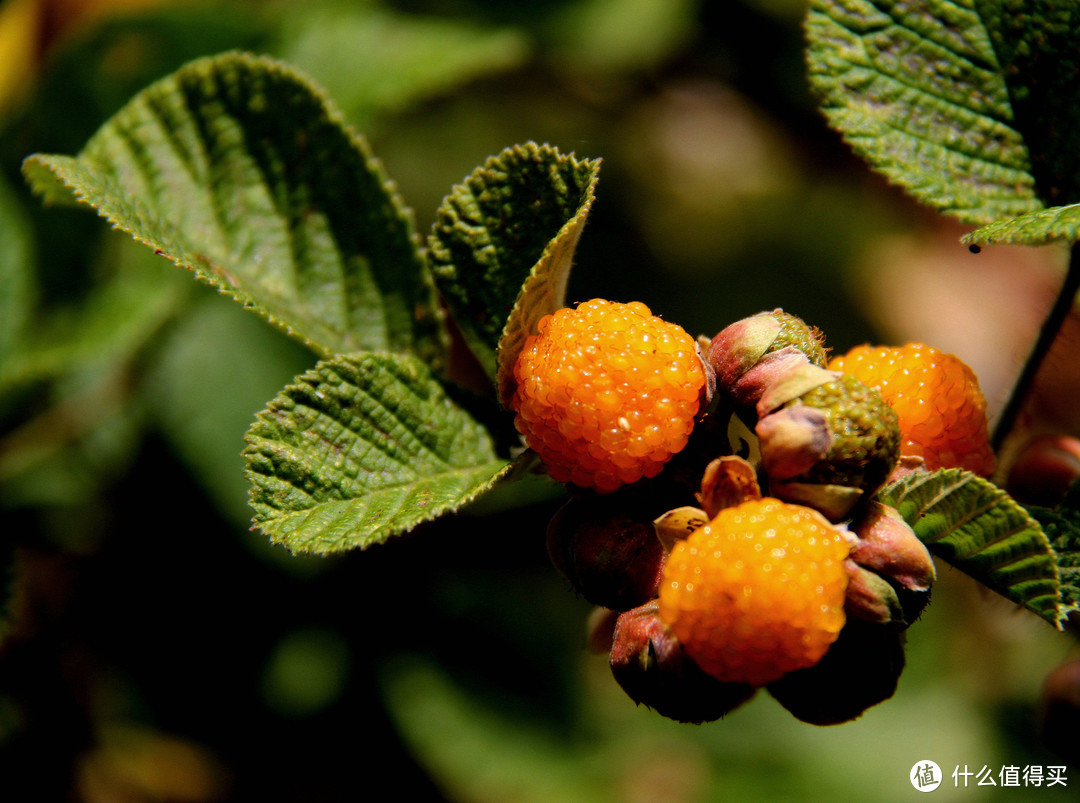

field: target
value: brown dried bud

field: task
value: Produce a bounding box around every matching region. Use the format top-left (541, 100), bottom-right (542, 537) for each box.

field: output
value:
top-left (698, 455), bottom-right (762, 517)
top-left (609, 601), bottom-right (756, 724)
top-left (1039, 658), bottom-right (1080, 764)
top-left (653, 506), bottom-right (710, 553)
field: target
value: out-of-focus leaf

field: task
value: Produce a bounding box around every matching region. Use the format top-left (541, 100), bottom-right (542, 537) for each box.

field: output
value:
top-left (144, 291), bottom-right (315, 530)
top-left (806, 0), bottom-right (1080, 225)
top-left (274, 4), bottom-right (529, 129)
top-left (0, 171), bottom-right (34, 364)
top-left (0, 0), bottom-right (38, 121)
top-left (244, 352), bottom-right (510, 554)
top-left (0, 234), bottom-right (187, 394)
top-left (0, 538), bottom-right (16, 648)
top-left (547, 0), bottom-right (696, 74)
top-left (23, 51), bottom-right (446, 365)
top-left (427, 142), bottom-right (600, 383)
top-left (878, 469), bottom-right (1063, 627)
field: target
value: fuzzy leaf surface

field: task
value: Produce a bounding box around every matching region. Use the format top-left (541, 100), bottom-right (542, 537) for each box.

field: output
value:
top-left (427, 143), bottom-right (600, 382)
top-left (1027, 485), bottom-right (1080, 620)
top-left (244, 352), bottom-right (510, 554)
top-left (961, 203), bottom-right (1080, 246)
top-left (878, 469), bottom-right (1063, 627)
top-left (494, 169), bottom-right (598, 407)
top-left (22, 51), bottom-right (444, 363)
top-left (806, 0), bottom-right (1080, 225)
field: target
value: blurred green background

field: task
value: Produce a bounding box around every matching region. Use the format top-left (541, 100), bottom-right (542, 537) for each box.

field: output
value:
top-left (0, 0), bottom-right (1077, 799)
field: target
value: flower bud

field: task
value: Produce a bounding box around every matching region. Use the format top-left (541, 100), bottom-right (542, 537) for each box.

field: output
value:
top-left (766, 620), bottom-right (906, 725)
top-left (1007, 434), bottom-right (1080, 508)
top-left (757, 373), bottom-right (900, 520)
top-left (609, 601), bottom-right (756, 724)
top-left (842, 501), bottom-right (934, 626)
top-left (1039, 658), bottom-right (1080, 764)
top-left (708, 310), bottom-right (828, 423)
top-left (546, 491), bottom-right (665, 611)
top-left (849, 502), bottom-right (936, 593)
top-left (844, 560), bottom-right (905, 624)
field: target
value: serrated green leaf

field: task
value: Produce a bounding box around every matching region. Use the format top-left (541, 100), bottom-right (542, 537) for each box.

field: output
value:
top-left (805, 0), bottom-right (1080, 225)
top-left (427, 142), bottom-right (601, 382)
top-left (494, 171), bottom-right (599, 407)
top-left (22, 51), bottom-right (446, 365)
top-left (961, 203), bottom-right (1080, 246)
top-left (244, 352), bottom-right (511, 554)
top-left (1027, 499), bottom-right (1080, 620)
top-left (877, 469), bottom-right (1063, 627)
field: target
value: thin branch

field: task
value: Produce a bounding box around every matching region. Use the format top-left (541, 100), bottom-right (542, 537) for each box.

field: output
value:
top-left (992, 243), bottom-right (1080, 451)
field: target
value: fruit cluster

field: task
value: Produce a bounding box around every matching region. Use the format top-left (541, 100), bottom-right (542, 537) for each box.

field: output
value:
top-left (512, 302), bottom-right (995, 725)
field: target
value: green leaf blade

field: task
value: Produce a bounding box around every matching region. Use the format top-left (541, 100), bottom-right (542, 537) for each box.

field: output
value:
top-left (878, 469), bottom-right (1063, 627)
top-left (244, 352), bottom-right (510, 554)
top-left (1028, 495), bottom-right (1080, 620)
top-left (428, 143), bottom-right (601, 382)
top-left (961, 203), bottom-right (1080, 246)
top-left (23, 51), bottom-right (446, 364)
top-left (806, 0), bottom-right (1041, 224)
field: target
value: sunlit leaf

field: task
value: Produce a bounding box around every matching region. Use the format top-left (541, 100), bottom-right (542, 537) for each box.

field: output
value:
top-left (427, 142), bottom-right (601, 383)
top-left (961, 203), bottom-right (1080, 246)
top-left (878, 469), bottom-right (1063, 627)
top-left (244, 352), bottom-right (511, 554)
top-left (806, 0), bottom-right (1080, 224)
top-left (23, 51), bottom-right (446, 364)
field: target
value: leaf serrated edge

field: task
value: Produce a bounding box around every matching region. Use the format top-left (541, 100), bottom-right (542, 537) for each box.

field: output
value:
top-left (23, 51), bottom-right (441, 362)
top-left (426, 141), bottom-right (600, 382)
top-left (961, 203), bottom-right (1080, 246)
top-left (494, 157), bottom-right (601, 408)
top-left (241, 351), bottom-right (512, 554)
top-left (879, 468), bottom-right (1065, 628)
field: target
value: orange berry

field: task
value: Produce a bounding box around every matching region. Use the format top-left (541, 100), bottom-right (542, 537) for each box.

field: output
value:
top-left (658, 498), bottom-right (850, 686)
top-left (511, 299), bottom-right (706, 492)
top-left (828, 343), bottom-right (995, 476)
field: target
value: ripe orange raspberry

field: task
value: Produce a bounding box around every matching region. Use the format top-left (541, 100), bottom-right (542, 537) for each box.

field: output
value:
top-left (512, 299), bottom-right (706, 493)
top-left (658, 498), bottom-right (850, 686)
top-left (828, 343), bottom-right (995, 476)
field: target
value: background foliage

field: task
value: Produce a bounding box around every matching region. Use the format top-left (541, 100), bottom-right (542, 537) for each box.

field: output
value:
top-left (1, 0), bottom-right (1077, 800)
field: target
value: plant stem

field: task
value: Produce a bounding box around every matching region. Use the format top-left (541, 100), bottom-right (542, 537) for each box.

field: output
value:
top-left (992, 243), bottom-right (1080, 451)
